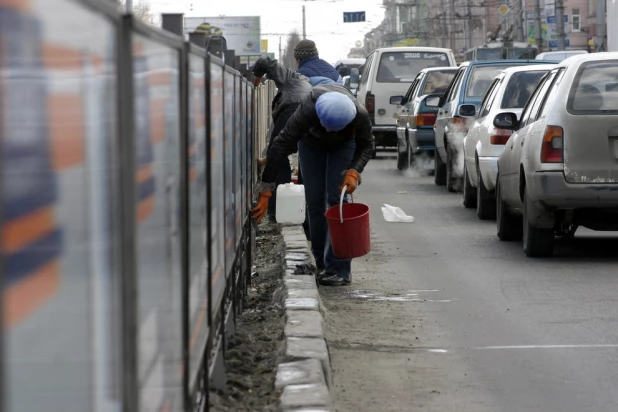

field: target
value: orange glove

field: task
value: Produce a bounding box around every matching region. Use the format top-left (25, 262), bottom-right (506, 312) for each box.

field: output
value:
top-left (251, 191), bottom-right (272, 223)
top-left (340, 169), bottom-right (361, 194)
top-left (253, 76), bottom-right (263, 87)
top-left (257, 157), bottom-right (267, 167)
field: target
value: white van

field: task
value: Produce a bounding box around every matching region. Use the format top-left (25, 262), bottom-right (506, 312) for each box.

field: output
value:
top-left (535, 50), bottom-right (587, 62)
top-left (356, 47), bottom-right (457, 152)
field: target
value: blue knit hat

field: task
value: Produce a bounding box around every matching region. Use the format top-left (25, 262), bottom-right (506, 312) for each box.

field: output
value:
top-left (315, 92), bottom-right (357, 131)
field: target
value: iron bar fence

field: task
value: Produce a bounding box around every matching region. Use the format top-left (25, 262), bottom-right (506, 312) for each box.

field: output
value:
top-left (0, 0), bottom-right (275, 411)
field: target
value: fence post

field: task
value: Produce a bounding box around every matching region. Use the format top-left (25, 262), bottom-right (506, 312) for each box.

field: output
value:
top-left (118, 15), bottom-right (139, 412)
top-left (189, 32), bottom-right (206, 48)
top-left (160, 13), bottom-right (192, 411)
top-left (161, 13), bottom-right (184, 36)
top-left (224, 50), bottom-right (235, 67)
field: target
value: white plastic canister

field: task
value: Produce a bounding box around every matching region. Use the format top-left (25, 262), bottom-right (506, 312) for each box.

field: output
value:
top-left (275, 183), bottom-right (306, 224)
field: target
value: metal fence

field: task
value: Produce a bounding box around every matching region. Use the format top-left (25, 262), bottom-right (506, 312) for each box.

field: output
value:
top-left (0, 1), bottom-right (274, 411)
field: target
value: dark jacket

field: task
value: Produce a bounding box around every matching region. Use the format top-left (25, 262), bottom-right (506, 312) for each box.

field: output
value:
top-left (253, 57), bottom-right (312, 120)
top-left (297, 56), bottom-right (343, 86)
top-left (262, 84), bottom-right (375, 183)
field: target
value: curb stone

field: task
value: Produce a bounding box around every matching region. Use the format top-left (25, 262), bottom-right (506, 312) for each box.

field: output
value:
top-left (276, 225), bottom-right (334, 412)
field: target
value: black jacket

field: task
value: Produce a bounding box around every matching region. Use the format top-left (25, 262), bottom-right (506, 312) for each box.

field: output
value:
top-left (252, 57), bottom-right (313, 121)
top-left (262, 84), bottom-right (375, 184)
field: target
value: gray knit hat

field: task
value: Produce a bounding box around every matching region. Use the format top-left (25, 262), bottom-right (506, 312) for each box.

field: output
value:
top-left (294, 39), bottom-right (319, 60)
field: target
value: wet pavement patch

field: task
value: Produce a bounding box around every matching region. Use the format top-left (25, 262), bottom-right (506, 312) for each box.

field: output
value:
top-left (338, 289), bottom-right (454, 303)
top-left (209, 220), bottom-right (285, 412)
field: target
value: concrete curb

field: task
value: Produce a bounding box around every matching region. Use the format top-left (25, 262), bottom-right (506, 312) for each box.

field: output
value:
top-left (275, 225), bottom-right (334, 412)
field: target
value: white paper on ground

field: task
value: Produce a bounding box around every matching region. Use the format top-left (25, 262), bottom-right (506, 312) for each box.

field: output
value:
top-left (381, 204), bottom-right (415, 223)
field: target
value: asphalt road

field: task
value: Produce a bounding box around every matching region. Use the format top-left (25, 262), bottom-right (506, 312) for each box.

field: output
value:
top-left (319, 150), bottom-right (618, 412)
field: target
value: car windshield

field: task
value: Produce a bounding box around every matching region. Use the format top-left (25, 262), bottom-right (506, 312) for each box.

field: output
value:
top-left (466, 65), bottom-right (513, 97)
top-left (568, 60), bottom-right (618, 114)
top-left (377, 52), bottom-right (450, 83)
top-left (422, 70), bottom-right (457, 95)
top-left (501, 70), bottom-right (548, 108)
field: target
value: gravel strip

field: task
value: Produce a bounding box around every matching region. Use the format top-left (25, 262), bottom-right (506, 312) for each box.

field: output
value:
top-left (209, 220), bottom-right (285, 411)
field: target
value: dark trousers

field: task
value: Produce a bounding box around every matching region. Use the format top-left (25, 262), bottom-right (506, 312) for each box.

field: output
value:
top-left (298, 139), bottom-right (356, 279)
top-left (267, 107), bottom-right (296, 215)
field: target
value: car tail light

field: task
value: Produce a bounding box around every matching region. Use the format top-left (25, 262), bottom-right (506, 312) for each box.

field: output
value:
top-left (365, 93), bottom-right (375, 114)
top-left (451, 116), bottom-right (469, 133)
top-left (540, 125), bottom-right (564, 163)
top-left (416, 113), bottom-right (436, 127)
top-left (489, 128), bottom-right (513, 145)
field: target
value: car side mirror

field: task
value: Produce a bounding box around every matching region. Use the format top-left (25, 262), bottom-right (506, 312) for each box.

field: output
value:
top-left (349, 68), bottom-right (360, 89)
top-left (493, 112), bottom-right (519, 130)
top-left (458, 104), bottom-right (476, 117)
top-left (390, 95), bottom-right (404, 105)
top-left (424, 95), bottom-right (441, 107)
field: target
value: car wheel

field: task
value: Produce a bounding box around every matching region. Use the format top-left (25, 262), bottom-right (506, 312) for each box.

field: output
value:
top-left (434, 148), bottom-right (446, 185)
top-left (476, 163), bottom-right (496, 220)
top-left (396, 138), bottom-right (409, 170)
top-left (446, 143), bottom-right (462, 193)
top-left (523, 189), bottom-right (554, 257)
top-left (496, 177), bottom-right (522, 241)
top-left (463, 162), bottom-right (477, 208)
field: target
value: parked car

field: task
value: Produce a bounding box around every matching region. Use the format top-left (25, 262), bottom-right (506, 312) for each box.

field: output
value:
top-left (355, 47), bottom-right (457, 155)
top-left (428, 59), bottom-right (552, 192)
top-left (462, 64), bottom-right (556, 218)
top-left (394, 67), bottom-right (458, 170)
top-left (535, 50), bottom-right (587, 62)
top-left (495, 52), bottom-right (618, 257)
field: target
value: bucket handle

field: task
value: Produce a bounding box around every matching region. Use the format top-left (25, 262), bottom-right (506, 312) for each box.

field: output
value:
top-left (339, 186), bottom-right (354, 224)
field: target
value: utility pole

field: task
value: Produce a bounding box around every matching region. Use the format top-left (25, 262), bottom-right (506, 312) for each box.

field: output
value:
top-left (415, 0), bottom-right (421, 42)
top-left (556, 0), bottom-right (565, 50)
top-left (515, 0), bottom-right (525, 42)
top-left (534, 0), bottom-right (542, 50)
top-left (596, 0), bottom-right (605, 51)
top-left (125, 0), bottom-right (132, 13)
top-left (302, 5), bottom-right (306, 39)
top-left (449, 0), bottom-right (456, 52)
top-left (465, 0), bottom-right (472, 50)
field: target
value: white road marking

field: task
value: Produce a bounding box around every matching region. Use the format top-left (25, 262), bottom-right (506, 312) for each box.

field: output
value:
top-left (474, 344), bottom-right (618, 350)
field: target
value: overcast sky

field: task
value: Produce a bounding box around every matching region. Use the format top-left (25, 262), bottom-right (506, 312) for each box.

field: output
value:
top-left (142, 0), bottom-right (384, 64)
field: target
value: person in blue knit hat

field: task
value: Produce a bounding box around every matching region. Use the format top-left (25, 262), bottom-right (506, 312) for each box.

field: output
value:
top-left (252, 84), bottom-right (375, 286)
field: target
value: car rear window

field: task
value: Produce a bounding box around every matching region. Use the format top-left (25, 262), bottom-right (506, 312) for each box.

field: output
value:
top-left (466, 65), bottom-right (515, 97)
top-left (421, 70), bottom-right (457, 95)
top-left (377, 52), bottom-right (450, 83)
top-left (501, 70), bottom-right (548, 109)
top-left (567, 60), bottom-right (618, 115)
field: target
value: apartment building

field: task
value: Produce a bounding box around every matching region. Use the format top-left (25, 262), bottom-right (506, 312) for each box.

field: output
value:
top-left (352, 0), bottom-right (607, 57)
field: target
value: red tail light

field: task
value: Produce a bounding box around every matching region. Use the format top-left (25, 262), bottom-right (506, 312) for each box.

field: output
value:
top-left (540, 125), bottom-right (564, 163)
top-left (416, 113), bottom-right (436, 127)
top-left (365, 93), bottom-right (375, 114)
top-left (489, 128), bottom-right (513, 145)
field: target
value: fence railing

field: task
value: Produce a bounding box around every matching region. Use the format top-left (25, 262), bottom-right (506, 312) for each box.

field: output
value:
top-left (0, 1), bottom-right (273, 411)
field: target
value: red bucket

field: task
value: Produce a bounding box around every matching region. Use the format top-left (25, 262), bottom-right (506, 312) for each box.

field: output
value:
top-left (325, 188), bottom-right (371, 259)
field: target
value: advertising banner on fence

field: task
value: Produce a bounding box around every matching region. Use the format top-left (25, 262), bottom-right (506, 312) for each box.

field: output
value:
top-left (185, 16), bottom-right (261, 55)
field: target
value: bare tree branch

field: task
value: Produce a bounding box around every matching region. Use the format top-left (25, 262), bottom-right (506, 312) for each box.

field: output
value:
top-left (116, 0), bottom-right (154, 24)
top-left (282, 31), bottom-right (301, 69)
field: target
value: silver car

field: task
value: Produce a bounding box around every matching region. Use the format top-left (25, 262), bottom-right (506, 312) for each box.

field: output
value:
top-left (463, 65), bottom-right (555, 219)
top-left (495, 52), bottom-right (618, 257)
